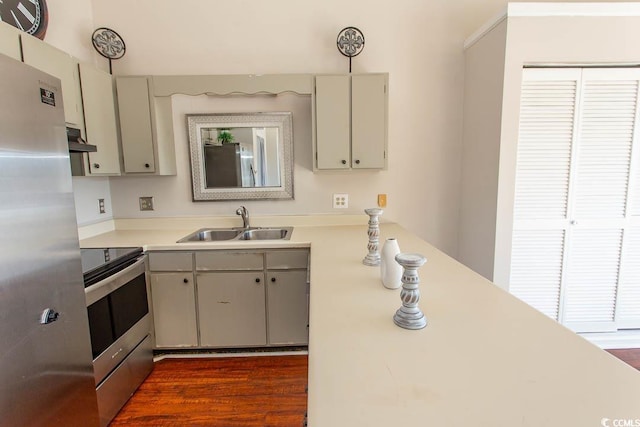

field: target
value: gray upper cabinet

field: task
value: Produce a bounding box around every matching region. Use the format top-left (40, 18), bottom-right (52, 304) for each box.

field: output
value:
top-left (115, 76), bottom-right (178, 176)
top-left (11, 30), bottom-right (122, 177)
top-left (0, 22), bottom-right (21, 60)
top-left (351, 74), bottom-right (388, 169)
top-left (21, 35), bottom-right (85, 132)
top-left (313, 73), bottom-right (388, 170)
top-left (79, 63), bottom-right (121, 175)
top-left (115, 76), bottom-right (156, 173)
top-left (315, 75), bottom-right (351, 169)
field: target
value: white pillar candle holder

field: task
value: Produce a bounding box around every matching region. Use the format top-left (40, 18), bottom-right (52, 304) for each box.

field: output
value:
top-left (363, 208), bottom-right (383, 266)
top-left (393, 253), bottom-right (427, 330)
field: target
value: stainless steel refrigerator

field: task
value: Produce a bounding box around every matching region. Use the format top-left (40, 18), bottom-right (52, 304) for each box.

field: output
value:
top-left (0, 53), bottom-right (100, 425)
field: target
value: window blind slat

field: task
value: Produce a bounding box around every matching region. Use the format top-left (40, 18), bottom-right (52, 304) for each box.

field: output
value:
top-left (573, 80), bottom-right (636, 220)
top-left (510, 229), bottom-right (565, 320)
top-left (616, 228), bottom-right (640, 328)
top-left (562, 229), bottom-right (622, 332)
top-left (514, 79), bottom-right (575, 220)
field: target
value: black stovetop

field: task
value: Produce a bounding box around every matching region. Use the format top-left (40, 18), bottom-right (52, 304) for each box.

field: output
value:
top-left (81, 247), bottom-right (143, 287)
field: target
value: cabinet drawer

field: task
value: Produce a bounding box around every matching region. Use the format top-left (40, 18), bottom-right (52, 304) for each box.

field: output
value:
top-left (148, 252), bottom-right (193, 271)
top-left (196, 251), bottom-right (263, 271)
top-left (266, 250), bottom-right (309, 270)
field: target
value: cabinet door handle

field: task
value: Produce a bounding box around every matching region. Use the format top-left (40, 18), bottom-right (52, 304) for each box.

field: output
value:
top-left (341, 159), bottom-right (347, 165)
top-left (271, 277), bottom-right (276, 283)
top-left (144, 163), bottom-right (151, 168)
top-left (183, 278), bottom-right (189, 283)
top-left (255, 278), bottom-right (261, 283)
top-left (93, 163), bottom-right (100, 169)
top-left (355, 159), bottom-right (360, 165)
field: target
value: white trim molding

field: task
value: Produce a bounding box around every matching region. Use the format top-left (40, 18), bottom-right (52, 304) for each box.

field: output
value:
top-left (508, 2), bottom-right (640, 17)
top-left (464, 2), bottom-right (640, 50)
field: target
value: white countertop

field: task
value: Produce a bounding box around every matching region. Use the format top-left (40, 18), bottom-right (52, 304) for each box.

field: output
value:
top-left (79, 220), bottom-right (640, 426)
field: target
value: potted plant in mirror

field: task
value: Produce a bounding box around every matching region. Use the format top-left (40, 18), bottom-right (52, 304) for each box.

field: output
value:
top-left (217, 129), bottom-right (235, 145)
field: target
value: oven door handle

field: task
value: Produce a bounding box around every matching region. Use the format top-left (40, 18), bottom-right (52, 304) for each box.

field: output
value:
top-left (85, 256), bottom-right (146, 306)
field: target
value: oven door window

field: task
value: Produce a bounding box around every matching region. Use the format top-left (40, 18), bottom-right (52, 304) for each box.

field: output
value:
top-left (110, 272), bottom-right (148, 337)
top-left (87, 298), bottom-right (114, 359)
top-left (87, 271), bottom-right (149, 360)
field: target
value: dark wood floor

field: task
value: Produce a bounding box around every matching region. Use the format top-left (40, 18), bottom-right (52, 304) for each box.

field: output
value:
top-left (110, 355), bottom-right (308, 427)
top-left (607, 348), bottom-right (640, 370)
top-left (110, 349), bottom-right (639, 426)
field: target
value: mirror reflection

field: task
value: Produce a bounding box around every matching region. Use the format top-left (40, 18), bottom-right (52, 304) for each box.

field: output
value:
top-left (200, 126), bottom-right (281, 188)
top-left (186, 112), bottom-right (294, 201)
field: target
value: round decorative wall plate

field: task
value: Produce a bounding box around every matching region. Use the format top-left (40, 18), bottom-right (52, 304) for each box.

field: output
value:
top-left (91, 27), bottom-right (126, 60)
top-left (0, 0), bottom-right (48, 39)
top-left (336, 26), bottom-right (365, 58)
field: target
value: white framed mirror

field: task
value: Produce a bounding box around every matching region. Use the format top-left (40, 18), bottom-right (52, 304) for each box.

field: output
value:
top-left (186, 112), bottom-right (294, 201)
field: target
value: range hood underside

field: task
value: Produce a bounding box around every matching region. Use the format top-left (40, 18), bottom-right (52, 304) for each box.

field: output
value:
top-left (69, 141), bottom-right (97, 153)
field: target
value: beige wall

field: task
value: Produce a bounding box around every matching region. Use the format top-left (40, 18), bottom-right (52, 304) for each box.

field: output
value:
top-left (458, 20), bottom-right (507, 280)
top-left (87, 0), bottom-right (517, 256)
top-left (56, 0), bottom-right (623, 256)
top-left (42, 0), bottom-right (96, 63)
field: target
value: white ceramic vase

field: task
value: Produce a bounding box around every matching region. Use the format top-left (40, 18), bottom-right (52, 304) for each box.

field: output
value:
top-left (380, 238), bottom-right (402, 289)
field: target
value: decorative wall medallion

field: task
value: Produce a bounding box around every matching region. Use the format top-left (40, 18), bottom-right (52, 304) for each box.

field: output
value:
top-left (0, 0), bottom-right (48, 39)
top-left (91, 27), bottom-right (126, 74)
top-left (336, 26), bottom-right (365, 72)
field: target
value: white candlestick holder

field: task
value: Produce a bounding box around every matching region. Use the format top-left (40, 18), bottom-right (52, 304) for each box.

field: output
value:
top-left (393, 253), bottom-right (427, 330)
top-left (363, 208), bottom-right (383, 266)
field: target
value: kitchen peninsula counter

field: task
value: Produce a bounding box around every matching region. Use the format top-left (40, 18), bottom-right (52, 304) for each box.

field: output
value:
top-left (80, 220), bottom-right (640, 426)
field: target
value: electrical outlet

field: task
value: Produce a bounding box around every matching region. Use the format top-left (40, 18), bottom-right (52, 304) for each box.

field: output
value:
top-left (377, 194), bottom-right (387, 208)
top-left (333, 193), bottom-right (349, 209)
top-left (98, 198), bottom-right (106, 214)
top-left (139, 196), bottom-right (154, 211)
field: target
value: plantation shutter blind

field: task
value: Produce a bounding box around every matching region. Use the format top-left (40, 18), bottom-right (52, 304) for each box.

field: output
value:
top-left (510, 68), bottom-right (579, 321)
top-left (510, 68), bottom-right (640, 333)
top-left (616, 103), bottom-right (640, 328)
top-left (562, 69), bottom-right (638, 332)
top-left (617, 228), bottom-right (640, 328)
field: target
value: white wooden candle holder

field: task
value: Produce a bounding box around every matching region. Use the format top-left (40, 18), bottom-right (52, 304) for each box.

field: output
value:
top-left (393, 253), bottom-right (427, 330)
top-left (363, 208), bottom-right (383, 266)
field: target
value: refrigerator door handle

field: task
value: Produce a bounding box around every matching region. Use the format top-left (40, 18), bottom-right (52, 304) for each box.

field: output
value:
top-left (40, 308), bottom-right (60, 324)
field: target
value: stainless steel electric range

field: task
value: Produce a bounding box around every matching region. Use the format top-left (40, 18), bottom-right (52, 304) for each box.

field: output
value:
top-left (82, 247), bottom-right (153, 427)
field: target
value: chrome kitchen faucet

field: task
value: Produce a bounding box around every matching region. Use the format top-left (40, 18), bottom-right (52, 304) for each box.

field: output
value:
top-left (236, 206), bottom-right (250, 229)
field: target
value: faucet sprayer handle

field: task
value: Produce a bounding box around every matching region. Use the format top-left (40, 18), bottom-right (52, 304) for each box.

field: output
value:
top-left (235, 206), bottom-right (250, 229)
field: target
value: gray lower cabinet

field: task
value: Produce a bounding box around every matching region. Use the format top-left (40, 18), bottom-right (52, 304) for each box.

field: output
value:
top-left (149, 272), bottom-right (198, 348)
top-left (148, 248), bottom-right (309, 349)
top-left (267, 270), bottom-right (309, 345)
top-left (150, 272), bottom-right (198, 347)
top-left (197, 272), bottom-right (267, 347)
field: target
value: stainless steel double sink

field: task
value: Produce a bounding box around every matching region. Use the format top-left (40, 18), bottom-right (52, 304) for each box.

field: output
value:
top-left (177, 227), bottom-right (293, 243)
